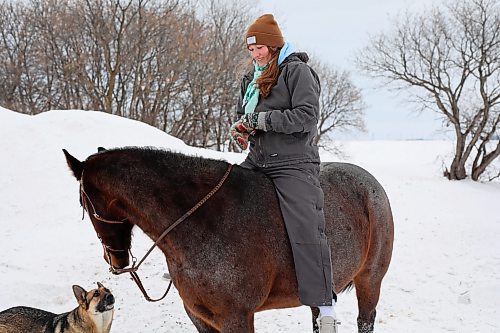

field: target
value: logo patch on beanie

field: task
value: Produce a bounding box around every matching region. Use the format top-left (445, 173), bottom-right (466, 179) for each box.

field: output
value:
top-left (246, 36), bottom-right (256, 45)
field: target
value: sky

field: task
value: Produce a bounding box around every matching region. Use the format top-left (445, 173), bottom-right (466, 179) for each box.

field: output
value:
top-left (1, 106), bottom-right (499, 332)
top-left (256, 0), bottom-right (450, 140)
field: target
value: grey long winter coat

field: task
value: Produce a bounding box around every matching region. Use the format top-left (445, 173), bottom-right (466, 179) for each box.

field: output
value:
top-left (236, 52), bottom-right (321, 167)
top-left (237, 52), bottom-right (333, 307)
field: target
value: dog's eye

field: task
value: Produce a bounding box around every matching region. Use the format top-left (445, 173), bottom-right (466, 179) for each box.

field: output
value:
top-left (94, 290), bottom-right (100, 297)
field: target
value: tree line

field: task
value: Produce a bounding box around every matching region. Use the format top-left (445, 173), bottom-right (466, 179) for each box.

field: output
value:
top-left (0, 0), bottom-right (365, 152)
top-left (4, 0), bottom-right (495, 181)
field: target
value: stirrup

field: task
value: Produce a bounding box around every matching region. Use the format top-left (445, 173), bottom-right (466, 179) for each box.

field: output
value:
top-left (318, 315), bottom-right (341, 333)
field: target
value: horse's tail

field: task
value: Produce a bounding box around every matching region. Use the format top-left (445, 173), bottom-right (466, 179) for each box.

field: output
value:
top-left (340, 281), bottom-right (354, 294)
top-left (365, 173), bottom-right (394, 279)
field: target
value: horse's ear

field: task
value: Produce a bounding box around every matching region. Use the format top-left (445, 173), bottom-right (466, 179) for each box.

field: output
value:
top-left (63, 149), bottom-right (84, 181)
top-left (97, 147), bottom-right (106, 152)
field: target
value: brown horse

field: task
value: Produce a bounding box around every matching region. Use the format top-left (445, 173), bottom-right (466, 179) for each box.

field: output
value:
top-left (63, 147), bottom-right (393, 333)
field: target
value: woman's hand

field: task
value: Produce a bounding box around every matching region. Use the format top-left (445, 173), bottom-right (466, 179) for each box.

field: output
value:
top-left (230, 122), bottom-right (251, 150)
top-left (230, 113), bottom-right (265, 150)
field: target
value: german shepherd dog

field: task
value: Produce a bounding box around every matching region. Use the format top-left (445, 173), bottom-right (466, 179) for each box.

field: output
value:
top-left (0, 282), bottom-right (115, 333)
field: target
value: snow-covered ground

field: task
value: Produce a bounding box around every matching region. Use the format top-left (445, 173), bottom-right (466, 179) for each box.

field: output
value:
top-left (1, 107), bottom-right (499, 332)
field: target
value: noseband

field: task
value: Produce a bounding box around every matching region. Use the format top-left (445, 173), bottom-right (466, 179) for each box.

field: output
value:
top-left (79, 164), bottom-right (233, 302)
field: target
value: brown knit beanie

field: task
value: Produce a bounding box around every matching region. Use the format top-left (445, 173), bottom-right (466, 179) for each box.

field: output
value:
top-left (245, 14), bottom-right (284, 48)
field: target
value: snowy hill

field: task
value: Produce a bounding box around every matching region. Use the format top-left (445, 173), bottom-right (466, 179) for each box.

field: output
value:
top-left (0, 107), bottom-right (499, 332)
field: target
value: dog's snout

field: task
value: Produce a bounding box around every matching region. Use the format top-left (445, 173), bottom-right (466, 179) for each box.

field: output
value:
top-left (96, 292), bottom-right (115, 313)
top-left (106, 293), bottom-right (115, 304)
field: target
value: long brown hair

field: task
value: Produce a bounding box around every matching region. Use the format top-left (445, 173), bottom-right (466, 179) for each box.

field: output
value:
top-left (256, 47), bottom-right (281, 98)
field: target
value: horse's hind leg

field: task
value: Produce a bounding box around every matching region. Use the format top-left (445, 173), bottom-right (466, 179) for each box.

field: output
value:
top-left (310, 306), bottom-right (320, 333)
top-left (353, 273), bottom-right (382, 333)
top-left (353, 191), bottom-right (393, 333)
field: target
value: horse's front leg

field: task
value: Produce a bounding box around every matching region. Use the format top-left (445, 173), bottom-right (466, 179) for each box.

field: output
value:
top-left (219, 312), bottom-right (255, 333)
top-left (184, 305), bottom-right (219, 333)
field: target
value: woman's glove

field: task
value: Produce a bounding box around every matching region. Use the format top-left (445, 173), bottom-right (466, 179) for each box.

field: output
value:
top-left (229, 112), bottom-right (267, 150)
top-left (230, 122), bottom-right (250, 150)
top-left (239, 113), bottom-right (260, 132)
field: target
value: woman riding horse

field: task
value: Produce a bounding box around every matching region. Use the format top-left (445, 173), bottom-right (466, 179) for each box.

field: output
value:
top-left (230, 14), bottom-right (337, 332)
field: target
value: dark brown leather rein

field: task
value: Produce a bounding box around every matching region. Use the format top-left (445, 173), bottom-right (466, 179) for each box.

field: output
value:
top-left (79, 163), bottom-right (233, 302)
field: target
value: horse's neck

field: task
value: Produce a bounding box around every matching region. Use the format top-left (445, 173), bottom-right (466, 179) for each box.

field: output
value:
top-left (124, 159), bottom-right (224, 238)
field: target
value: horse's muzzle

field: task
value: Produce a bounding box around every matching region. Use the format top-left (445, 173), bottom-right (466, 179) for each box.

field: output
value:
top-left (103, 248), bottom-right (130, 270)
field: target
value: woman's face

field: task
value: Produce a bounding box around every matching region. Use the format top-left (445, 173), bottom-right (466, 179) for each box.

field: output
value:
top-left (248, 44), bottom-right (272, 67)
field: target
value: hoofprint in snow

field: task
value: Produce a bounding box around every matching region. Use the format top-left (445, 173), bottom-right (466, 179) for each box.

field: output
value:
top-left (1, 108), bottom-right (499, 332)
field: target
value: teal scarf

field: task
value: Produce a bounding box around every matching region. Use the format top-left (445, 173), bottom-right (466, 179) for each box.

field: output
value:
top-left (242, 62), bottom-right (268, 114)
top-left (242, 43), bottom-right (294, 114)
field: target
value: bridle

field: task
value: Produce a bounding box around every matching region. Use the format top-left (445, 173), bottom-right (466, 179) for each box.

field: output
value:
top-left (79, 164), bottom-right (233, 302)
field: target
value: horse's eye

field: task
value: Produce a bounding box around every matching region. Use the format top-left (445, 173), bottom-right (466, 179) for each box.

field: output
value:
top-left (94, 290), bottom-right (100, 297)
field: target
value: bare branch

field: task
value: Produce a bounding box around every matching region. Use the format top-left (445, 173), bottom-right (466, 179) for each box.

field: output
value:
top-left (357, 0), bottom-right (500, 180)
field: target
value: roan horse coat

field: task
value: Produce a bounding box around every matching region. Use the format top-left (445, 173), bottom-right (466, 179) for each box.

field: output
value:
top-left (63, 147), bottom-right (394, 333)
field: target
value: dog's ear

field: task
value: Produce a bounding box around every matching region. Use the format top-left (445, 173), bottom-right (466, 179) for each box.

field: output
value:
top-left (97, 147), bottom-right (106, 152)
top-left (97, 281), bottom-right (104, 289)
top-left (72, 285), bottom-right (88, 308)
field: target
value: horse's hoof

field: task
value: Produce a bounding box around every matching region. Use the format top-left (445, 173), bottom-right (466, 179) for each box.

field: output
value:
top-left (317, 315), bottom-right (340, 333)
top-left (162, 272), bottom-right (171, 280)
top-left (357, 319), bottom-right (374, 333)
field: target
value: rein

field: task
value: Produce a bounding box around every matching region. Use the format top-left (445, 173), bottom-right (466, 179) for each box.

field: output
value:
top-left (80, 163), bottom-right (233, 302)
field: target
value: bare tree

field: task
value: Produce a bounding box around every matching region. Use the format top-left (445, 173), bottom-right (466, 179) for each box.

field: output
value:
top-left (311, 60), bottom-right (366, 149)
top-left (28, 0), bottom-right (90, 112)
top-left (357, 0), bottom-right (500, 181)
top-left (0, 0), bottom-right (366, 155)
top-left (169, 0), bottom-right (253, 150)
top-left (0, 1), bottom-right (41, 114)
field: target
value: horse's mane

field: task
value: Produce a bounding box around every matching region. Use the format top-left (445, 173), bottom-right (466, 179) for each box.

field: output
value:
top-left (92, 146), bottom-right (229, 173)
top-left (86, 146), bottom-right (273, 203)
